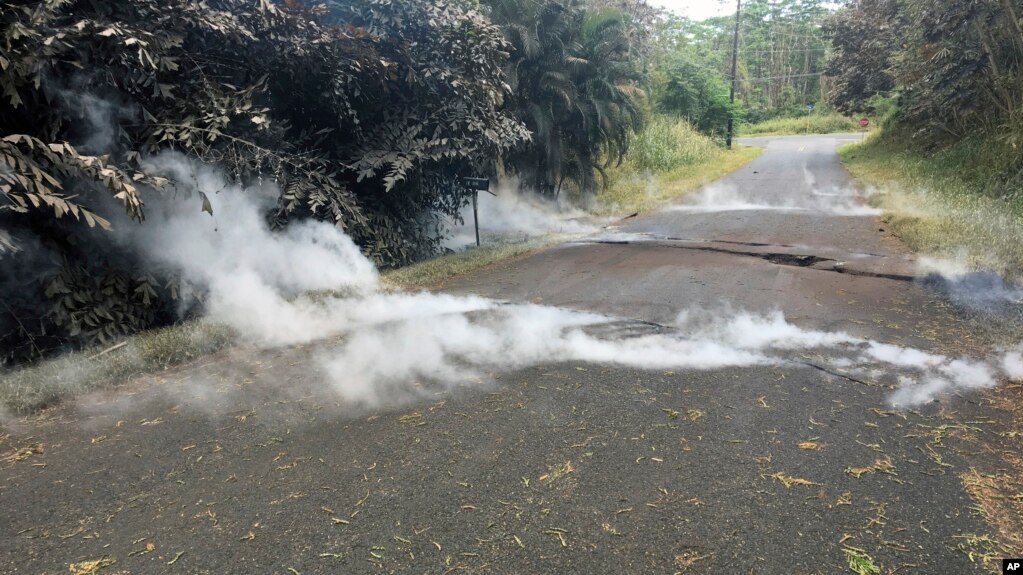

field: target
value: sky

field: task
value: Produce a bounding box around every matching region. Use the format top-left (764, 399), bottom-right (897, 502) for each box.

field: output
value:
top-left (647, 0), bottom-right (737, 20)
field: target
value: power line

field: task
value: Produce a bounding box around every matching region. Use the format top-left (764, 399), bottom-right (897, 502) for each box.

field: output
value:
top-left (740, 71), bottom-right (825, 82)
top-left (739, 29), bottom-right (830, 46)
top-left (739, 48), bottom-right (828, 54)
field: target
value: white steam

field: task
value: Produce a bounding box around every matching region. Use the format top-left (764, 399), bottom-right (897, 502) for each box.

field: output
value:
top-left (668, 167), bottom-right (881, 216)
top-left (88, 154), bottom-right (1021, 411)
top-left (1001, 348), bottom-right (1023, 380)
top-left (917, 255), bottom-right (1023, 314)
top-left (314, 304), bottom-right (1020, 409)
top-left (443, 179), bottom-right (598, 249)
top-left (917, 254), bottom-right (975, 279)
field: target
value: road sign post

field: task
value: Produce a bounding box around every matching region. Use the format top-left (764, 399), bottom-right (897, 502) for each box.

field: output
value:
top-left (462, 177), bottom-right (491, 247)
top-left (859, 117), bottom-right (869, 140)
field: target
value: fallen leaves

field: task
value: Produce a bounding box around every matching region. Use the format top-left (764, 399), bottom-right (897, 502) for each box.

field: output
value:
top-left (69, 558), bottom-right (115, 575)
top-left (843, 546), bottom-right (880, 575)
top-left (543, 528), bottom-right (568, 547)
top-left (127, 541), bottom-right (156, 557)
top-left (674, 550), bottom-right (712, 572)
top-left (539, 461), bottom-right (574, 483)
top-left (846, 456), bottom-right (896, 478)
top-left (766, 472), bottom-right (820, 488)
top-left (398, 412), bottom-right (424, 425)
top-left (3, 442), bottom-right (43, 462)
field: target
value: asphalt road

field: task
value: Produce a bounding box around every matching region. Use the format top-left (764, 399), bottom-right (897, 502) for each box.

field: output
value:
top-left (1, 134), bottom-right (1015, 574)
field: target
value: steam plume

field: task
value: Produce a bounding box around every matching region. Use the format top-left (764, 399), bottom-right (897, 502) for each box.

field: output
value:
top-left (54, 155), bottom-right (1023, 412)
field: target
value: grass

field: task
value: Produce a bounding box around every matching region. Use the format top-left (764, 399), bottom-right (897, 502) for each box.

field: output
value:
top-left (379, 236), bottom-right (558, 290)
top-left (959, 468), bottom-right (1023, 571)
top-left (840, 130), bottom-right (1023, 280)
top-left (846, 127), bottom-right (1023, 571)
top-left (625, 114), bottom-right (723, 173)
top-left (596, 115), bottom-right (762, 215)
top-left (740, 112), bottom-right (863, 136)
top-left (842, 547), bottom-right (881, 575)
top-left (0, 320), bottom-right (236, 415)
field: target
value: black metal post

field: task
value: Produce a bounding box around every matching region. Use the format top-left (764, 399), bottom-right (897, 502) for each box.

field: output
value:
top-left (462, 177), bottom-right (490, 248)
top-left (726, 0), bottom-right (741, 149)
top-left (472, 190), bottom-right (480, 247)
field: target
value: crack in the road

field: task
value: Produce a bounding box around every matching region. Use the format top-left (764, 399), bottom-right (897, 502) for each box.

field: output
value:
top-left (799, 360), bottom-right (871, 385)
top-left (583, 239), bottom-right (915, 282)
top-left (581, 318), bottom-right (672, 339)
top-left (831, 265), bottom-right (916, 283)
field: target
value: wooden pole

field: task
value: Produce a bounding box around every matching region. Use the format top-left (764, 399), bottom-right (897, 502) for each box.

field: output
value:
top-left (726, 0), bottom-right (741, 149)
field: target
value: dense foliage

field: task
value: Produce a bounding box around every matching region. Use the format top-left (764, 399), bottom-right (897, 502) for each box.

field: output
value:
top-left (825, 0), bottom-right (1023, 146)
top-left (0, 0), bottom-right (530, 363)
top-left (0, 0), bottom-right (656, 364)
top-left (651, 0), bottom-right (834, 132)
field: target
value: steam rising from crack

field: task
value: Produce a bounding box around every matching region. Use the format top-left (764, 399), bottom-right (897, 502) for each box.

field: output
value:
top-left (667, 165), bottom-right (880, 216)
top-left (81, 155), bottom-right (1023, 412)
top-left (917, 255), bottom-right (1023, 318)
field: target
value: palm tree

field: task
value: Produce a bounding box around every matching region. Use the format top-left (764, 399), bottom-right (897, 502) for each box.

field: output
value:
top-left (484, 0), bottom-right (646, 200)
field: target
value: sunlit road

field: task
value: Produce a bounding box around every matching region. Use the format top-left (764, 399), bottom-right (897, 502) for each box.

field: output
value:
top-left (1, 134), bottom-right (1013, 574)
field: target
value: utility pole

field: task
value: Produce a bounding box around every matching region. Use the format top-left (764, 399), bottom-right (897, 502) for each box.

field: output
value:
top-left (726, 0), bottom-right (741, 149)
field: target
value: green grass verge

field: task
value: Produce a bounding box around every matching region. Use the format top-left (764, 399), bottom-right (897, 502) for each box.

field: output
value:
top-left (741, 113), bottom-right (863, 136)
top-left (0, 320), bottom-right (236, 415)
top-left (596, 145), bottom-right (760, 215)
top-left (840, 130), bottom-right (1023, 279)
top-left (379, 237), bottom-right (558, 290)
top-left (596, 115), bottom-right (762, 215)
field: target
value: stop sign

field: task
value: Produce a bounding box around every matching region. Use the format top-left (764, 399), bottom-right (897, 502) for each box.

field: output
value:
top-left (859, 117), bottom-right (870, 128)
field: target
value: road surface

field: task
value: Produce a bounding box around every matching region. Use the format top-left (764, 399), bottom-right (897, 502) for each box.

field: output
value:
top-left (1, 134), bottom-right (1016, 574)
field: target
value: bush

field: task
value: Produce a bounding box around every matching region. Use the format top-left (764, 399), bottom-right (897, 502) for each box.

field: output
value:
top-left (740, 113), bottom-right (862, 136)
top-left (596, 115), bottom-right (760, 215)
top-left (841, 128), bottom-right (1023, 278)
top-left (627, 115), bottom-right (721, 173)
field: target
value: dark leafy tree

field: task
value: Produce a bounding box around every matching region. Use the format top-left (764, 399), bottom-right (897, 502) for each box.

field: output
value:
top-left (0, 0), bottom-right (528, 363)
top-left (825, 0), bottom-right (1023, 143)
top-left (655, 44), bottom-right (744, 133)
top-left (821, 0), bottom-right (903, 114)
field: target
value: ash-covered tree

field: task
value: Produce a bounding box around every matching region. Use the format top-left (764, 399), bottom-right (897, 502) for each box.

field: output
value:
top-left (825, 0), bottom-right (1023, 143)
top-left (821, 0), bottom-right (904, 115)
top-left (0, 0), bottom-right (527, 364)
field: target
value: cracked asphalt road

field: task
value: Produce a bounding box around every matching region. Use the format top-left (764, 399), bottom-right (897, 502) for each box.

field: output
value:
top-left (1, 134), bottom-right (1016, 574)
